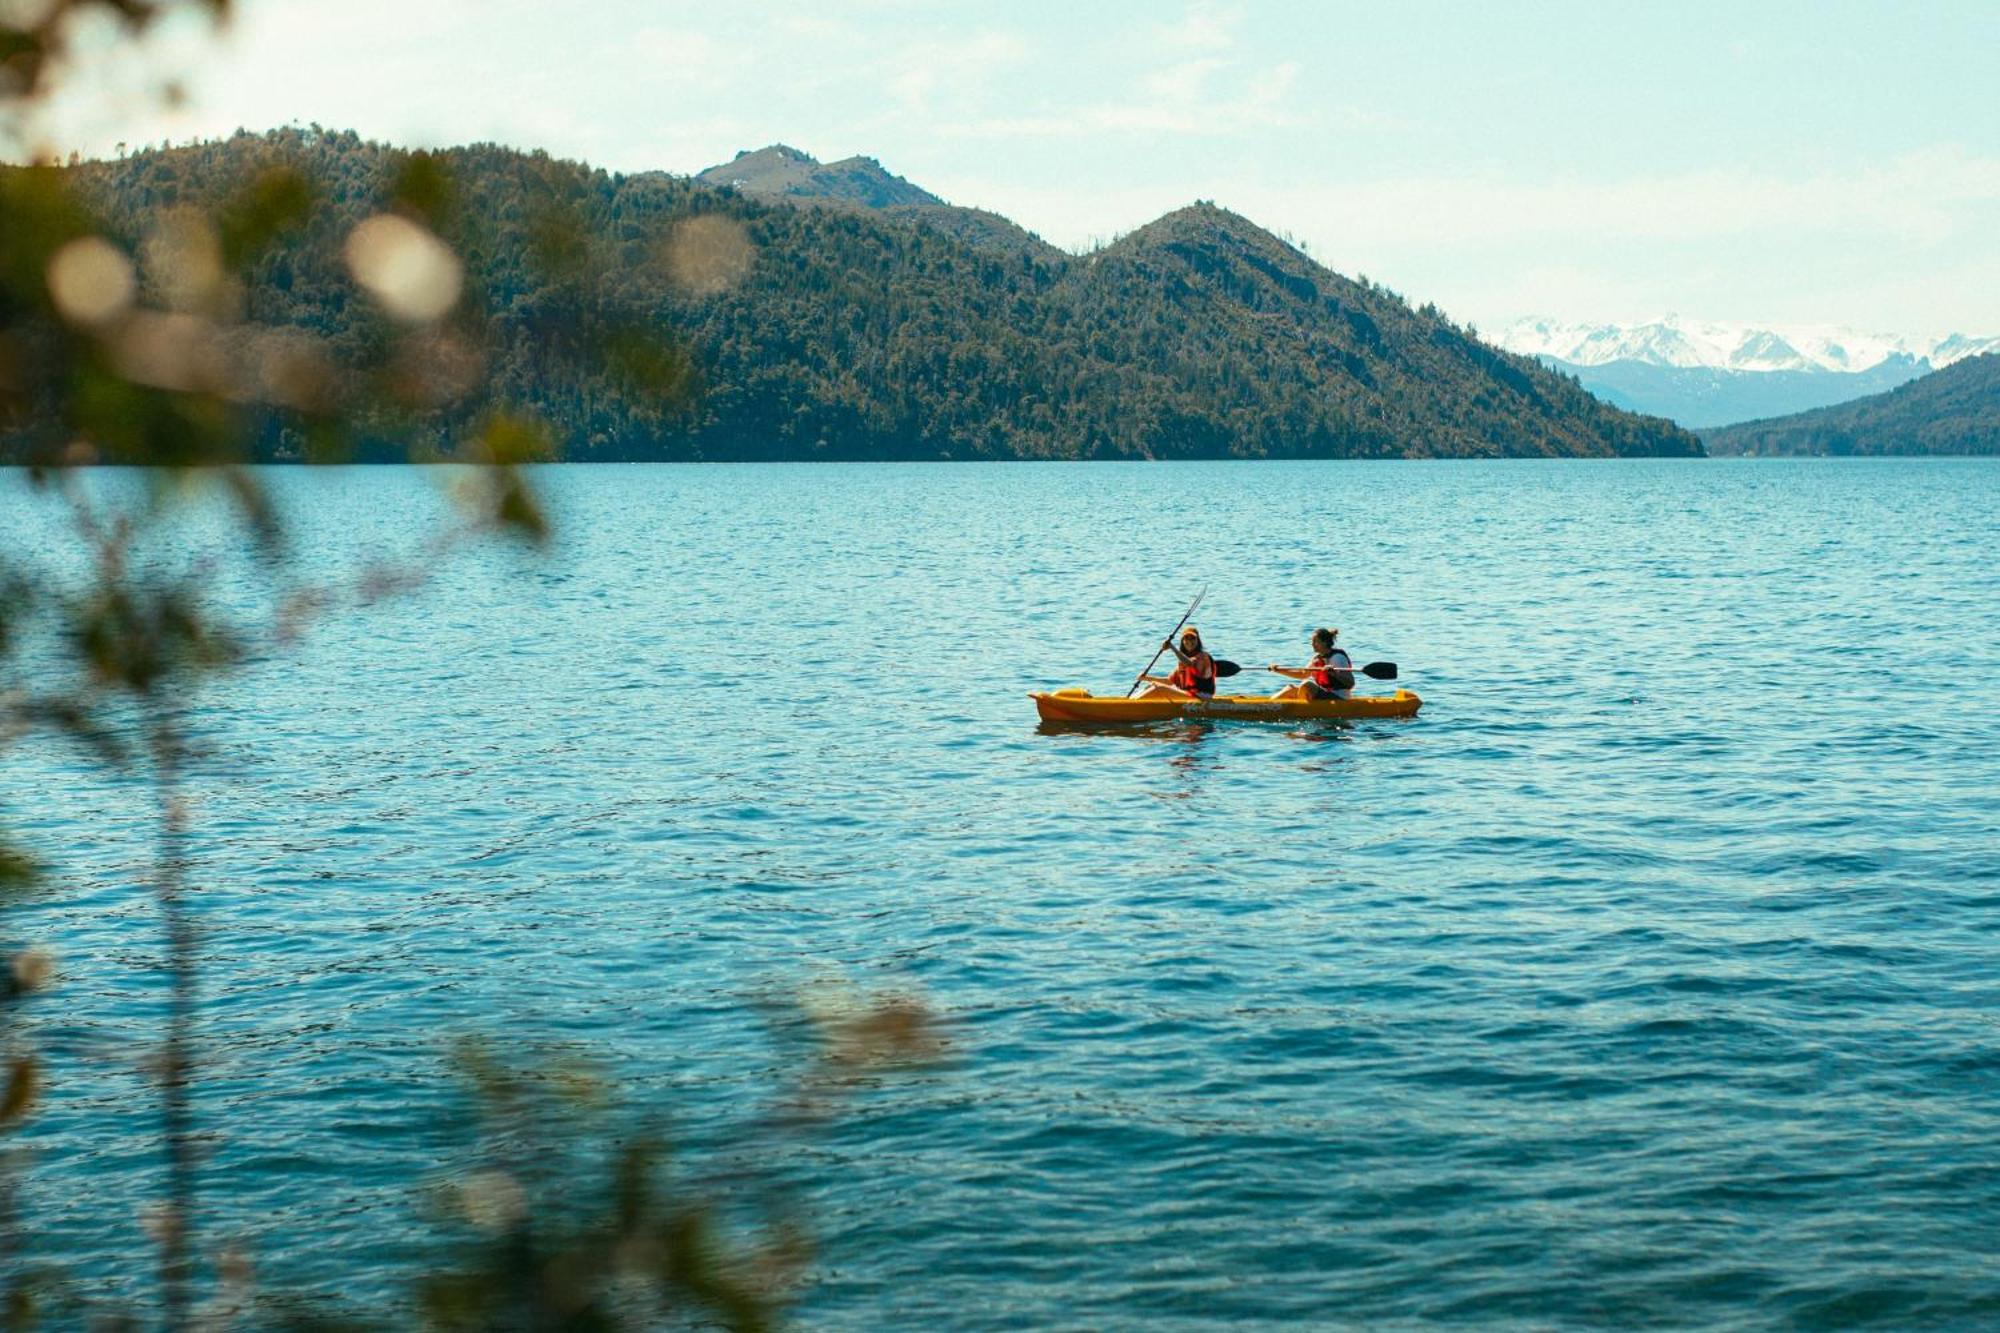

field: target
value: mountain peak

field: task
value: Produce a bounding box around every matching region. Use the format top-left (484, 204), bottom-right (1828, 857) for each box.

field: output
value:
top-left (1128, 200), bottom-right (1260, 235)
top-left (1105, 201), bottom-right (1303, 264)
top-left (694, 144), bottom-right (942, 209)
top-left (731, 143), bottom-right (815, 165)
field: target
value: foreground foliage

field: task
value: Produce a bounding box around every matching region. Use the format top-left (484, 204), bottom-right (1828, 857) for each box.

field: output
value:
top-left (3, 4), bottom-right (942, 1327)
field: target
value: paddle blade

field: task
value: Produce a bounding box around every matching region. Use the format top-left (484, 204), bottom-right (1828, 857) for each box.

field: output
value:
top-left (1212, 659), bottom-right (1242, 678)
top-left (1361, 661), bottom-right (1398, 681)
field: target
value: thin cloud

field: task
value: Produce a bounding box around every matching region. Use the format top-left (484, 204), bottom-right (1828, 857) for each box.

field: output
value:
top-left (887, 30), bottom-right (1027, 114)
top-left (629, 26), bottom-right (749, 92)
top-left (929, 146), bottom-right (2000, 329)
top-left (1253, 147), bottom-right (2000, 251)
top-left (925, 3), bottom-right (1293, 141)
top-left (1142, 57), bottom-right (1224, 105)
top-left (1157, 1), bottom-right (1240, 53)
top-left (937, 115), bottom-right (1087, 141)
top-left (774, 16), bottom-right (853, 42)
top-left (940, 56), bottom-right (1301, 139)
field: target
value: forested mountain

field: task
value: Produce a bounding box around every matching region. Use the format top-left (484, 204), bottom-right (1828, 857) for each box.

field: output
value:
top-left (20, 129), bottom-right (1701, 462)
top-left (1704, 354), bottom-right (2000, 456)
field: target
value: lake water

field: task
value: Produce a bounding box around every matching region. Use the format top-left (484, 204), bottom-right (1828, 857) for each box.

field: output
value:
top-left (7, 459), bottom-right (2000, 1327)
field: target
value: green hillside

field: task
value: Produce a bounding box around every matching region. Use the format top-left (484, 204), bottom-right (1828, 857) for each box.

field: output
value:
top-left (18, 128), bottom-right (1701, 462)
top-left (1705, 354), bottom-right (2000, 456)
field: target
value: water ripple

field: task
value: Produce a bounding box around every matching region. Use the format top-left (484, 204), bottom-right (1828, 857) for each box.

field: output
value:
top-left (5, 459), bottom-right (2000, 1325)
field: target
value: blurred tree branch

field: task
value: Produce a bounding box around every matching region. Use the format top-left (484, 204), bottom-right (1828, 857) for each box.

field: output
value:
top-left (0, 4), bottom-right (889, 1330)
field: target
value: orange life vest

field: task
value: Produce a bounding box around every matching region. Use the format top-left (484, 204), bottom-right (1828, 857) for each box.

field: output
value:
top-left (1171, 652), bottom-right (1216, 695)
top-left (1313, 650), bottom-right (1355, 691)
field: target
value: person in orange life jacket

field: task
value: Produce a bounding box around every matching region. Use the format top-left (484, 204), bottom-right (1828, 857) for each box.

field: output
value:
top-left (1271, 627), bottom-right (1354, 700)
top-left (1139, 625), bottom-right (1218, 699)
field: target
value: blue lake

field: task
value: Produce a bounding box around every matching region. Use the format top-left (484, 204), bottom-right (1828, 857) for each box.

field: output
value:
top-left (7, 459), bottom-right (2000, 1326)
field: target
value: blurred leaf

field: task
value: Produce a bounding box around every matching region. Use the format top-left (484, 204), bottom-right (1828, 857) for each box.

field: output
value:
top-left (345, 212), bottom-right (462, 325)
top-left (448, 1036), bottom-right (520, 1110)
top-left (2, 950), bottom-right (52, 999)
top-left (4, 1283), bottom-right (36, 1333)
top-left (529, 205), bottom-right (591, 280)
top-left (137, 209), bottom-right (230, 317)
top-left (417, 1048), bottom-right (794, 1332)
top-left (0, 1057), bottom-right (36, 1127)
top-left (0, 164), bottom-right (91, 304)
top-left (219, 463), bottom-right (282, 556)
top-left (830, 995), bottom-right (942, 1067)
top-left (0, 28), bottom-right (46, 92)
top-left (469, 413), bottom-right (555, 467)
top-left (12, 695), bottom-right (130, 768)
top-left (452, 414), bottom-right (552, 545)
top-left (386, 330), bottom-right (482, 411)
top-left (69, 582), bottom-right (241, 694)
top-left (600, 325), bottom-right (692, 405)
top-left (0, 840), bottom-right (38, 891)
top-left (302, 419), bottom-right (347, 463)
top-left (0, 329), bottom-right (26, 425)
top-left (777, 984), bottom-right (946, 1072)
top-left (216, 165), bottom-right (315, 270)
top-left (391, 150), bottom-right (456, 232)
top-left (490, 474), bottom-right (546, 544)
top-left (614, 1140), bottom-right (654, 1233)
top-left (47, 233), bottom-right (137, 326)
top-left (661, 214), bottom-right (756, 297)
top-left (68, 356), bottom-right (250, 469)
top-left (0, 570), bottom-right (23, 655)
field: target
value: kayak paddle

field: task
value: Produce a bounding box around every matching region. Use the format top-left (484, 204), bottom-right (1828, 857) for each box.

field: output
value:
top-left (1267, 661), bottom-right (1398, 681)
top-left (1126, 585), bottom-right (1207, 697)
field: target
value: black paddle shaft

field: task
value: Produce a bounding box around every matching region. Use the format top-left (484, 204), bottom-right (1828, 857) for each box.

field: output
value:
top-left (1265, 661), bottom-right (1398, 681)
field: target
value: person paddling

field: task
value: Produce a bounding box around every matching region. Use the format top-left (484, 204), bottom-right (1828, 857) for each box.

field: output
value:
top-left (1139, 625), bottom-right (1218, 699)
top-left (1271, 627), bottom-right (1354, 700)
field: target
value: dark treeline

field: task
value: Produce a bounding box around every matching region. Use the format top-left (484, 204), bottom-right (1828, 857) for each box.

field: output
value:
top-left (1705, 353), bottom-right (2000, 456)
top-left (21, 128), bottom-right (1702, 462)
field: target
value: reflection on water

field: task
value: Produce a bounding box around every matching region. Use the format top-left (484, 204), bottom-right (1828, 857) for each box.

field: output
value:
top-left (1036, 716), bottom-right (1224, 798)
top-left (1032, 719), bottom-right (1218, 743)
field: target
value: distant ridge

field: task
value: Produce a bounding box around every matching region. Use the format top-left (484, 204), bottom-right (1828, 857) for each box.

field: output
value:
top-left (1527, 355), bottom-right (1932, 430)
top-left (23, 129), bottom-right (1702, 463)
top-left (1704, 354), bottom-right (2000, 456)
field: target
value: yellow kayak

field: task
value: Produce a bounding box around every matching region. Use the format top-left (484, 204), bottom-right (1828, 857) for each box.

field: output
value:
top-left (1032, 688), bottom-right (1423, 725)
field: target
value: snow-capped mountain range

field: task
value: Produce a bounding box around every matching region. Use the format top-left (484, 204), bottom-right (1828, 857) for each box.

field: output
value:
top-left (1496, 317), bottom-right (1999, 375)
top-left (1486, 316), bottom-right (1999, 428)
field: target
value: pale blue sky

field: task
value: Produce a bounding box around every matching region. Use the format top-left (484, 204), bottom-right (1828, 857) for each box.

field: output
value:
top-left (48, 0), bottom-right (2000, 334)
